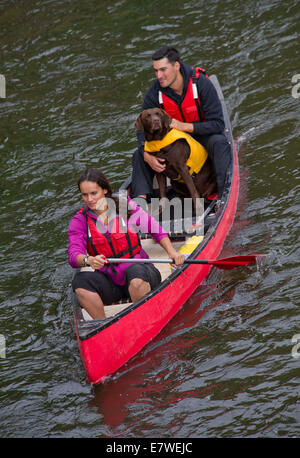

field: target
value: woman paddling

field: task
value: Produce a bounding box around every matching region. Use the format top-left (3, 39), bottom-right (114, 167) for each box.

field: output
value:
top-left (68, 169), bottom-right (184, 319)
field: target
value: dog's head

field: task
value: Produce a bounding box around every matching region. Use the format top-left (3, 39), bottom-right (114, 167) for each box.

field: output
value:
top-left (135, 108), bottom-right (172, 141)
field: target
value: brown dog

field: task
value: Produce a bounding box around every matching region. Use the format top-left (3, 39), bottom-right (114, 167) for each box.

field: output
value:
top-left (135, 108), bottom-right (217, 208)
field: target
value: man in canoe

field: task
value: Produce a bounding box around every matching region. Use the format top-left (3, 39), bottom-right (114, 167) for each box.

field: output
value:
top-left (68, 169), bottom-right (184, 319)
top-left (131, 45), bottom-right (231, 201)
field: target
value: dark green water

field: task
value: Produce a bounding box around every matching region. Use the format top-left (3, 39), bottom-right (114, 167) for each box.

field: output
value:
top-left (0, 0), bottom-right (299, 438)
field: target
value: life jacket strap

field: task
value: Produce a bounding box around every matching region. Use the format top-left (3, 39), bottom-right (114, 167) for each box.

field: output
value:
top-left (158, 90), bottom-right (163, 108)
top-left (82, 208), bottom-right (99, 256)
top-left (191, 67), bottom-right (204, 121)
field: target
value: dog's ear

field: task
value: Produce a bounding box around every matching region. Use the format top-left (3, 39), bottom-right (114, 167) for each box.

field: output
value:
top-left (161, 109), bottom-right (172, 129)
top-left (134, 113), bottom-right (144, 131)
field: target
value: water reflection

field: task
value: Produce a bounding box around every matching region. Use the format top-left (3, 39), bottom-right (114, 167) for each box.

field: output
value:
top-left (89, 281), bottom-right (235, 431)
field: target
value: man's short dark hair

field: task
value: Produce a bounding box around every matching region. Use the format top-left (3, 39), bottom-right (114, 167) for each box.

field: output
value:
top-left (152, 46), bottom-right (180, 63)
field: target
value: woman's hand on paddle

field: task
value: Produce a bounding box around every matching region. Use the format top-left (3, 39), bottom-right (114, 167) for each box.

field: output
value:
top-left (88, 254), bottom-right (107, 270)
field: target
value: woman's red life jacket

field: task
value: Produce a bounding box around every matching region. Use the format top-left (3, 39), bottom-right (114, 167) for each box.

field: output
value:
top-left (158, 67), bottom-right (209, 123)
top-left (80, 208), bottom-right (141, 260)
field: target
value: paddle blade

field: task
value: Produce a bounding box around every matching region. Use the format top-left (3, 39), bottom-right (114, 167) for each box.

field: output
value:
top-left (210, 255), bottom-right (266, 270)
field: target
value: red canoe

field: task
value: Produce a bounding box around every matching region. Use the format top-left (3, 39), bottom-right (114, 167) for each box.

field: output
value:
top-left (72, 75), bottom-right (239, 385)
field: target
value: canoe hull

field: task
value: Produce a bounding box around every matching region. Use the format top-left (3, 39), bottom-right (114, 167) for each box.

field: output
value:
top-left (73, 75), bottom-right (239, 385)
top-left (75, 139), bottom-right (238, 385)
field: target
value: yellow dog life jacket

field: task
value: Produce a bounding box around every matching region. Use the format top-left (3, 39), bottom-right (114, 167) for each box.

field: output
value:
top-left (144, 128), bottom-right (208, 182)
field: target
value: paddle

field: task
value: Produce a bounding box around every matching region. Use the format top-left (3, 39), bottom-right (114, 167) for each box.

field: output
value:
top-left (107, 254), bottom-right (265, 271)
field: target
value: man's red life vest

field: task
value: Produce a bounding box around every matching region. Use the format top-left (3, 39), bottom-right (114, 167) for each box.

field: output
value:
top-left (80, 208), bottom-right (141, 260)
top-left (159, 67), bottom-right (209, 123)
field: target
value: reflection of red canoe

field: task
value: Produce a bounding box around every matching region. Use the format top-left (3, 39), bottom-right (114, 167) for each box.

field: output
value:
top-left (72, 76), bottom-right (239, 385)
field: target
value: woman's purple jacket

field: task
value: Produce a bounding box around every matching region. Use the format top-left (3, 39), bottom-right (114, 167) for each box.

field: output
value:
top-left (68, 198), bottom-right (168, 286)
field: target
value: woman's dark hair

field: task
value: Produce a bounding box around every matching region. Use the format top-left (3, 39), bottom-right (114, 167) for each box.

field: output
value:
top-left (77, 168), bottom-right (130, 216)
top-left (77, 169), bottom-right (113, 196)
top-left (152, 46), bottom-right (180, 63)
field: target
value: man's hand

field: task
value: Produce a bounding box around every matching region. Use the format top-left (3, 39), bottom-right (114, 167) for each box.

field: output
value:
top-left (144, 151), bottom-right (166, 172)
top-left (170, 118), bottom-right (194, 133)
